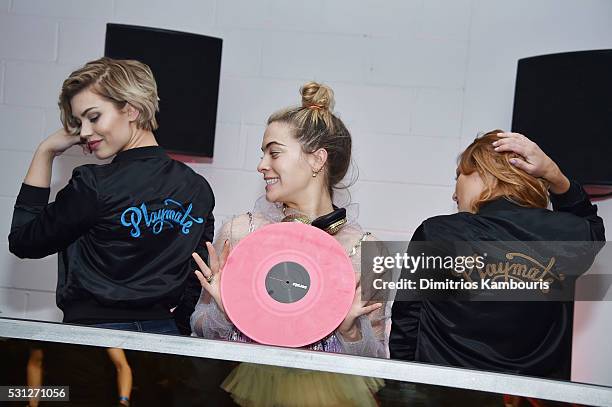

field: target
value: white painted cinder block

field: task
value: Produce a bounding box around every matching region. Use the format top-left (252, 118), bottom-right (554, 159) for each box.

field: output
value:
top-left (4, 61), bottom-right (75, 108)
top-left (412, 88), bottom-right (463, 138)
top-left (420, 0), bottom-right (473, 41)
top-left (0, 253), bottom-right (12, 288)
top-left (0, 105), bottom-right (46, 152)
top-left (0, 150), bottom-right (33, 197)
top-left (208, 122), bottom-right (246, 169)
top-left (216, 29), bottom-right (263, 77)
top-left (217, 76), bottom-right (301, 125)
top-left (25, 290), bottom-right (62, 322)
top-left (57, 20), bottom-right (106, 65)
top-left (0, 196), bottom-right (16, 238)
top-left (351, 181), bottom-right (455, 233)
top-left (12, 0), bottom-right (113, 20)
top-left (331, 82), bottom-right (415, 136)
top-left (353, 132), bottom-right (459, 186)
top-left (242, 124), bottom-right (266, 171)
top-left (43, 106), bottom-right (63, 138)
top-left (1, 245), bottom-right (58, 292)
top-left (114, 0), bottom-right (215, 34)
top-left (216, 0), bottom-right (323, 33)
top-left (573, 301), bottom-right (612, 387)
top-left (0, 61), bottom-right (5, 103)
top-left (0, 287), bottom-right (27, 319)
top-left (262, 32), bottom-right (367, 83)
top-left (320, 0), bottom-right (422, 37)
top-left (366, 37), bottom-right (469, 88)
top-left (0, 15), bottom-right (57, 62)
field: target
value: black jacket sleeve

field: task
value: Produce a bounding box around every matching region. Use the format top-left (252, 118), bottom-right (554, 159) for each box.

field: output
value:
top-left (8, 167), bottom-right (98, 259)
top-left (389, 225), bottom-right (425, 361)
top-left (550, 180), bottom-right (605, 242)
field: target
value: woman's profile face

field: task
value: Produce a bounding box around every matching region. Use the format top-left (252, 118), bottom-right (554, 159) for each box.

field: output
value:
top-left (70, 87), bottom-right (134, 160)
top-left (453, 169), bottom-right (486, 213)
top-left (257, 121), bottom-right (314, 203)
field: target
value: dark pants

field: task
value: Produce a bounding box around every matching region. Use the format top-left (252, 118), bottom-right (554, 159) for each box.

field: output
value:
top-left (91, 319), bottom-right (180, 335)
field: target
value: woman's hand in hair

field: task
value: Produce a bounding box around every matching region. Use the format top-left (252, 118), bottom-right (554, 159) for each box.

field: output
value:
top-left (337, 282), bottom-right (383, 342)
top-left (192, 241), bottom-right (230, 316)
top-left (39, 128), bottom-right (82, 156)
top-left (24, 129), bottom-right (83, 188)
top-left (492, 132), bottom-right (570, 194)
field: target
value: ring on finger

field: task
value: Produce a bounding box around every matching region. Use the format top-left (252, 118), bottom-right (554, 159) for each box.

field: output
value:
top-left (205, 274), bottom-right (215, 284)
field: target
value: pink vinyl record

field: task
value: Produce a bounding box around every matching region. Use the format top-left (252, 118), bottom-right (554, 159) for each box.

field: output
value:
top-left (220, 222), bottom-right (356, 347)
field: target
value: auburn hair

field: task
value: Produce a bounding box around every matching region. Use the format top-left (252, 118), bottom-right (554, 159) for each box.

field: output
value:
top-left (458, 129), bottom-right (549, 212)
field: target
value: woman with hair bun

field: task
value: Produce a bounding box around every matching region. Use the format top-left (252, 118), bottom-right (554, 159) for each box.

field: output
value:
top-left (190, 81), bottom-right (390, 406)
top-left (390, 130), bottom-right (605, 379)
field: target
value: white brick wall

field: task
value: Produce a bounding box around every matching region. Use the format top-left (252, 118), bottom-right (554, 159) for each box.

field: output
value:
top-left (0, 15), bottom-right (57, 61)
top-left (57, 20), bottom-right (106, 65)
top-left (1, 0), bottom-right (611, 386)
top-left (0, 105), bottom-right (46, 151)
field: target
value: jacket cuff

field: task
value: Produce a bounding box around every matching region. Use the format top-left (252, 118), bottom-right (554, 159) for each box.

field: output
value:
top-left (550, 180), bottom-right (587, 210)
top-left (17, 183), bottom-right (50, 206)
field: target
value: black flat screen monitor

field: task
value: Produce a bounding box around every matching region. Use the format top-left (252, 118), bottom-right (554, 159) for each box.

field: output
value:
top-left (105, 23), bottom-right (222, 158)
top-left (511, 50), bottom-right (612, 187)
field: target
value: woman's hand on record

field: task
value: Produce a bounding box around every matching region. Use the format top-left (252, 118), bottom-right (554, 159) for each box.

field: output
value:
top-left (193, 241), bottom-right (230, 315)
top-left (337, 282), bottom-right (382, 342)
top-left (492, 132), bottom-right (570, 194)
top-left (39, 128), bottom-right (83, 157)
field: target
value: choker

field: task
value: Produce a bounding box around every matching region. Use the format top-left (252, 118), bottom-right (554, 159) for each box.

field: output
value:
top-left (281, 206), bottom-right (347, 235)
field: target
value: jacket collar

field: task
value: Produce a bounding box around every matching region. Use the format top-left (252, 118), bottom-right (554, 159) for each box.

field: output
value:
top-left (112, 146), bottom-right (168, 163)
top-left (477, 197), bottom-right (523, 215)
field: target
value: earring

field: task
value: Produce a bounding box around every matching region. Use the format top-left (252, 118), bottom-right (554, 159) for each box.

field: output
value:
top-left (312, 171), bottom-right (317, 178)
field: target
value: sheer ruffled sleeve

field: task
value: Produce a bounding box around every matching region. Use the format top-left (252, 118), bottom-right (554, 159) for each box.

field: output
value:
top-left (190, 213), bottom-right (267, 338)
top-left (190, 290), bottom-right (234, 339)
top-left (336, 233), bottom-right (395, 358)
top-left (190, 214), bottom-right (250, 338)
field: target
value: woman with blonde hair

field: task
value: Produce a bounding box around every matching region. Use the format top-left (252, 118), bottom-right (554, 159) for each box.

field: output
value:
top-left (9, 57), bottom-right (215, 335)
top-left (191, 81), bottom-right (390, 406)
top-left (390, 130), bottom-right (605, 379)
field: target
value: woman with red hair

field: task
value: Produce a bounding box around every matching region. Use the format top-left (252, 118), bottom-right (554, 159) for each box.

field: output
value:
top-left (390, 130), bottom-right (605, 379)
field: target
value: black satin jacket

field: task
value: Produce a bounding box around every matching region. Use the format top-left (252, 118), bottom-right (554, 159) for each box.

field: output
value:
top-left (9, 146), bottom-right (215, 330)
top-left (389, 181), bottom-right (605, 379)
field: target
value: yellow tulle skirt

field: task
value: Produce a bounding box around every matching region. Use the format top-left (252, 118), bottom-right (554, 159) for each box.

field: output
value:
top-left (221, 363), bottom-right (384, 407)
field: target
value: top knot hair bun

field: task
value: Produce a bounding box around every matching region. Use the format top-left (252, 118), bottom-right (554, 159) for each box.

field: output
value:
top-left (300, 81), bottom-right (335, 111)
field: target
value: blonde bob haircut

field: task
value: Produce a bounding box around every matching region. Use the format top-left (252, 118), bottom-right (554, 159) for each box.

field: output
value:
top-left (59, 57), bottom-right (159, 135)
top-left (458, 129), bottom-right (549, 213)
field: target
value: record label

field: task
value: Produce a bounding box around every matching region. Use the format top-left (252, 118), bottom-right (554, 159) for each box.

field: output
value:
top-left (265, 261), bottom-right (311, 304)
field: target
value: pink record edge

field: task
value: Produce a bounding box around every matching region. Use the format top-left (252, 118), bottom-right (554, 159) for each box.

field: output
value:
top-left (220, 223), bottom-right (355, 347)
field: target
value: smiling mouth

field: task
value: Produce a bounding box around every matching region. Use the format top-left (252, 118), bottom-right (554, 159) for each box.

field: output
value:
top-left (87, 140), bottom-right (102, 150)
top-left (265, 178), bottom-right (279, 185)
